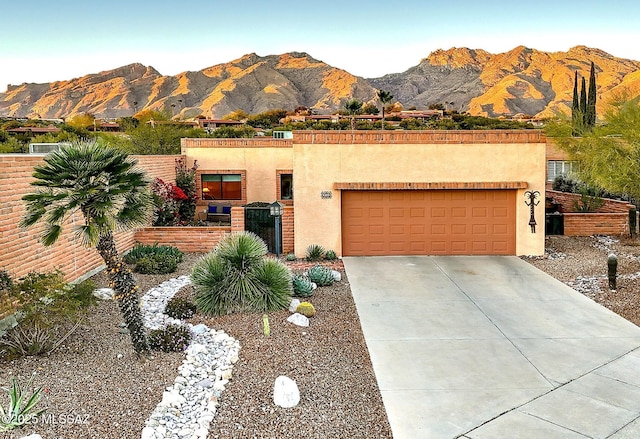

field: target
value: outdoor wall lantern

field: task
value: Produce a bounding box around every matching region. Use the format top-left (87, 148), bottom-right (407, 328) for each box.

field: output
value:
top-left (270, 201), bottom-right (284, 256)
top-left (524, 190), bottom-right (540, 233)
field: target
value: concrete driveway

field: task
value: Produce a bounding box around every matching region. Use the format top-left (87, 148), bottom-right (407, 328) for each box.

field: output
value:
top-left (343, 256), bottom-right (640, 439)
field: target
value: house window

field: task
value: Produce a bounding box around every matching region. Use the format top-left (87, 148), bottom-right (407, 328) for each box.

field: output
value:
top-left (547, 160), bottom-right (579, 182)
top-left (201, 174), bottom-right (242, 200)
top-left (280, 174), bottom-right (293, 200)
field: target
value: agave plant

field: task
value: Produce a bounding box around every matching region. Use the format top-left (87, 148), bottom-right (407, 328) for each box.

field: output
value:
top-left (307, 265), bottom-right (335, 287)
top-left (292, 274), bottom-right (314, 297)
top-left (0, 374), bottom-right (46, 432)
top-left (191, 232), bottom-right (292, 316)
top-left (305, 244), bottom-right (325, 261)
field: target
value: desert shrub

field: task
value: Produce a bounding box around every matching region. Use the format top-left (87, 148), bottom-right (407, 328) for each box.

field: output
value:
top-left (296, 301), bottom-right (316, 318)
top-left (124, 243), bottom-right (183, 264)
top-left (292, 274), bottom-right (314, 297)
top-left (0, 271), bottom-right (95, 358)
top-left (134, 254), bottom-right (179, 275)
top-left (164, 297), bottom-right (197, 320)
top-left (0, 269), bottom-right (12, 291)
top-left (147, 324), bottom-right (192, 352)
top-left (307, 265), bottom-right (335, 287)
top-left (305, 244), bottom-right (325, 261)
top-left (191, 232), bottom-right (292, 316)
top-left (324, 250), bottom-right (337, 260)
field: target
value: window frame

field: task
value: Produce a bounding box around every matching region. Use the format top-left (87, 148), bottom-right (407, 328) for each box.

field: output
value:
top-left (276, 170), bottom-right (293, 205)
top-left (547, 160), bottom-right (579, 182)
top-left (197, 170), bottom-right (246, 204)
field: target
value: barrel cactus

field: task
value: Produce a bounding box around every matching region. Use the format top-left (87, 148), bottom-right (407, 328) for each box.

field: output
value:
top-left (296, 301), bottom-right (316, 318)
top-left (293, 274), bottom-right (314, 297)
top-left (307, 265), bottom-right (334, 286)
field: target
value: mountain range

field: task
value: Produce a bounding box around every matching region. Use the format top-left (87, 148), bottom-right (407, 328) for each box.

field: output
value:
top-left (1, 46), bottom-right (640, 120)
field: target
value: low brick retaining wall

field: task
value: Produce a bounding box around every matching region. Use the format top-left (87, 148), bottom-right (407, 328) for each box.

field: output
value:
top-left (134, 226), bottom-right (232, 253)
top-left (546, 190), bottom-right (634, 236)
top-left (563, 213), bottom-right (630, 236)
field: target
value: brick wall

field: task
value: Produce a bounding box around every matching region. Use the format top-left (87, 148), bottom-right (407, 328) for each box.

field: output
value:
top-left (294, 129), bottom-right (545, 144)
top-left (231, 207), bottom-right (244, 232)
top-left (547, 190), bottom-right (633, 213)
top-left (563, 213), bottom-right (630, 236)
top-left (134, 226), bottom-right (231, 253)
top-left (282, 206), bottom-right (294, 254)
top-left (0, 154), bottom-right (181, 318)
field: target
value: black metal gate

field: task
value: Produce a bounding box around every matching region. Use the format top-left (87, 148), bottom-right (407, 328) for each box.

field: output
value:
top-left (244, 203), bottom-right (276, 253)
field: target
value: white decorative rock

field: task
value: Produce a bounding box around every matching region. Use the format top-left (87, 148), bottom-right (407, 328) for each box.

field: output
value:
top-left (159, 389), bottom-right (186, 408)
top-left (273, 375), bottom-right (300, 408)
top-left (20, 435), bottom-right (43, 439)
top-left (311, 282), bottom-right (317, 290)
top-left (331, 270), bottom-right (341, 282)
top-left (140, 427), bottom-right (156, 439)
top-left (191, 324), bottom-right (209, 335)
top-left (287, 313), bottom-right (309, 327)
top-left (93, 287), bottom-right (114, 300)
top-left (289, 298), bottom-right (301, 312)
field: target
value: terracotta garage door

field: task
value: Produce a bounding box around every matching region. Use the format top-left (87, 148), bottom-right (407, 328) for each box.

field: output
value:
top-left (341, 190), bottom-right (516, 256)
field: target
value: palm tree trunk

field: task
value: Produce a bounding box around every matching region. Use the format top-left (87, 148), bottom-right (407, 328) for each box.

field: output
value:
top-left (381, 107), bottom-right (385, 130)
top-left (96, 233), bottom-right (149, 354)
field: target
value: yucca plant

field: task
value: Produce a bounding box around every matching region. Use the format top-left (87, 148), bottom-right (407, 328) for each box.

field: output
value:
top-left (307, 265), bottom-right (335, 286)
top-left (305, 244), bottom-right (325, 261)
top-left (0, 374), bottom-right (46, 432)
top-left (191, 232), bottom-right (292, 316)
top-left (292, 274), bottom-right (314, 297)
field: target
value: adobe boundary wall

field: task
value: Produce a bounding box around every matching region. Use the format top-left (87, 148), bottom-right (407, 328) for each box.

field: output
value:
top-left (0, 154), bottom-right (181, 318)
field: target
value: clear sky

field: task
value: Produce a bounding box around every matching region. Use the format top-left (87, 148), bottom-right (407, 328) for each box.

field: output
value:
top-left (1, 0), bottom-right (639, 92)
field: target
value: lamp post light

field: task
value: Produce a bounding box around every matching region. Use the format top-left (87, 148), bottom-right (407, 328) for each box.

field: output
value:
top-left (269, 201), bottom-right (284, 257)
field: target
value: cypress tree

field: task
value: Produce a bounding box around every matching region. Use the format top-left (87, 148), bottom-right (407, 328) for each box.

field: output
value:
top-left (571, 71), bottom-right (579, 135)
top-left (580, 76), bottom-right (588, 127)
top-left (587, 61), bottom-right (597, 127)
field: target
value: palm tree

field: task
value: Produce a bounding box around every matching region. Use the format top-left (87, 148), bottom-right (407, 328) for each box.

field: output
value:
top-left (20, 140), bottom-right (153, 354)
top-left (343, 98), bottom-right (363, 130)
top-left (377, 90), bottom-right (394, 130)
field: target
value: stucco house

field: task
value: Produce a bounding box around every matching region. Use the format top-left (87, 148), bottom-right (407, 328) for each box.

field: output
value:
top-left (183, 130), bottom-right (547, 257)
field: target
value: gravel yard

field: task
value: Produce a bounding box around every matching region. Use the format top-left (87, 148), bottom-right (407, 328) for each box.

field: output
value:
top-left (1, 254), bottom-right (391, 439)
top-left (3, 235), bottom-right (640, 439)
top-left (523, 235), bottom-right (640, 326)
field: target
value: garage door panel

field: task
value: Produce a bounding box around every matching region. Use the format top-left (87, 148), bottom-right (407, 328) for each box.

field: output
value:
top-left (472, 224), bottom-right (488, 235)
top-left (342, 190), bottom-right (515, 256)
top-left (472, 207), bottom-right (487, 217)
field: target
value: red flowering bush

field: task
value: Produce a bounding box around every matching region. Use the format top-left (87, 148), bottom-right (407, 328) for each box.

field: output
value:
top-left (151, 178), bottom-right (186, 226)
top-left (175, 158), bottom-right (198, 222)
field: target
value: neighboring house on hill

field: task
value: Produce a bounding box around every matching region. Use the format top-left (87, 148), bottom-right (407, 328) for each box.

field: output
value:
top-left (196, 119), bottom-right (244, 132)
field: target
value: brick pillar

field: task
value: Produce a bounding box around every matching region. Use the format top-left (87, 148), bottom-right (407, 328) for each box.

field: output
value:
top-left (282, 206), bottom-right (294, 254)
top-left (231, 207), bottom-right (245, 232)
